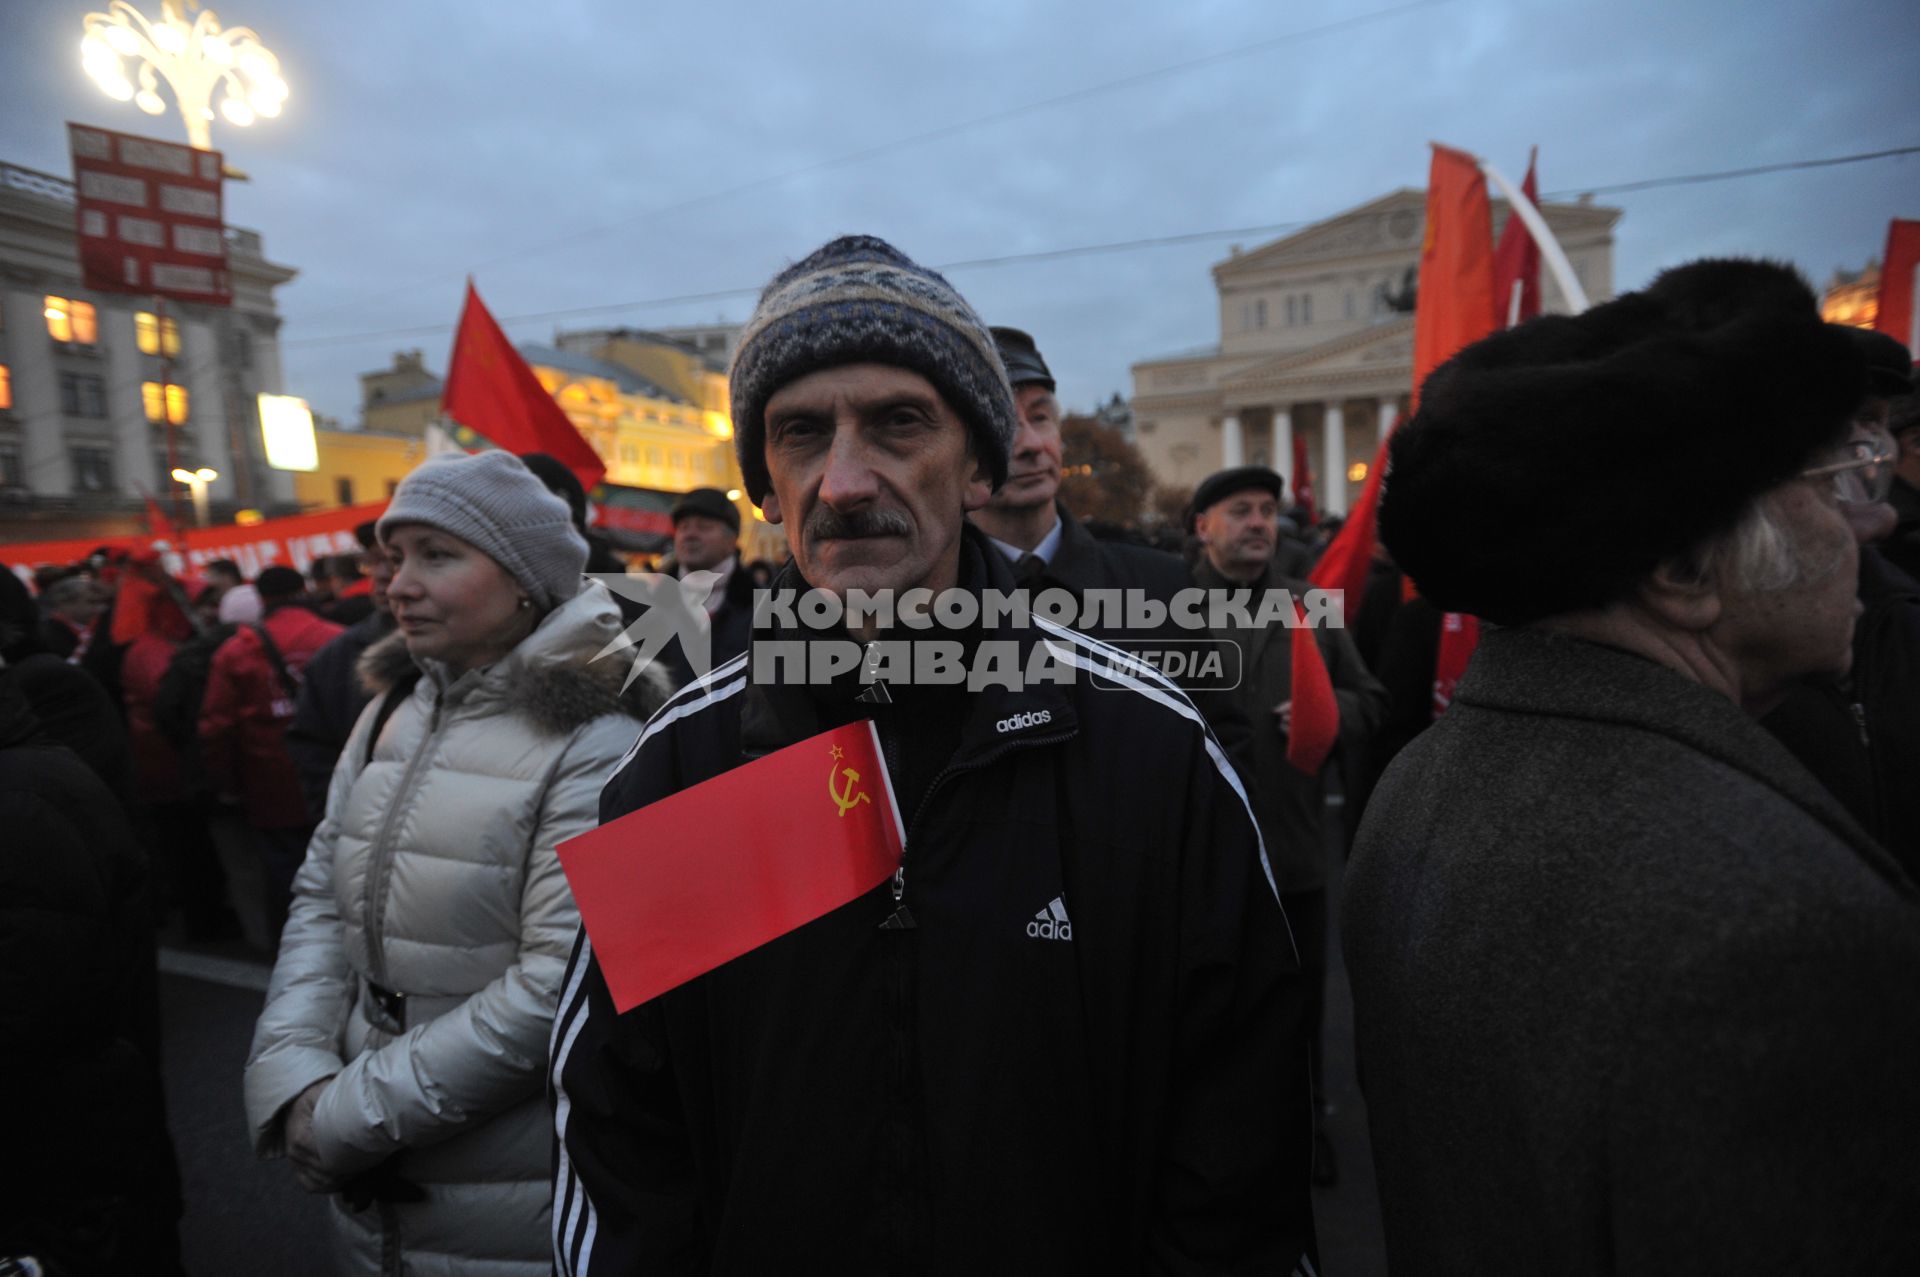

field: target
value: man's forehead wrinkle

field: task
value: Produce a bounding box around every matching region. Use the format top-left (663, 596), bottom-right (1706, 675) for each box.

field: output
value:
top-left (768, 380), bottom-right (946, 419)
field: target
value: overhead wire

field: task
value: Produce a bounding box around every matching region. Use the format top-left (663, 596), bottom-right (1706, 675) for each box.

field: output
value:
top-left (279, 142), bottom-right (1920, 353)
top-left (288, 0), bottom-right (1459, 326)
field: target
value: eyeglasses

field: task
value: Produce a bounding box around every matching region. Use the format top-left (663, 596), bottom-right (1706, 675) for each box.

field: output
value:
top-left (1800, 429), bottom-right (1897, 505)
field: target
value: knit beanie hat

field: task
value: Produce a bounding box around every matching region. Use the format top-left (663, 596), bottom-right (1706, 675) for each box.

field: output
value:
top-left (378, 451), bottom-right (588, 611)
top-left (1380, 258), bottom-right (1865, 626)
top-left (728, 235), bottom-right (1018, 504)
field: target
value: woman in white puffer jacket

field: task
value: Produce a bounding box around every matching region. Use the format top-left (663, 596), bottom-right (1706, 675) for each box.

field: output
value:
top-left (243, 451), bottom-right (664, 1274)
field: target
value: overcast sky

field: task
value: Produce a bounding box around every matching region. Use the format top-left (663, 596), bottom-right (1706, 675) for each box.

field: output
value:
top-left (4, 0), bottom-right (1917, 425)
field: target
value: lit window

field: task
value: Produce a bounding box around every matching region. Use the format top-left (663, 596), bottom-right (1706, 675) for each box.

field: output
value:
top-left (142, 381), bottom-right (189, 423)
top-left (0, 364), bottom-right (10, 411)
top-left (44, 296), bottom-right (98, 345)
top-left (136, 311), bottom-right (182, 356)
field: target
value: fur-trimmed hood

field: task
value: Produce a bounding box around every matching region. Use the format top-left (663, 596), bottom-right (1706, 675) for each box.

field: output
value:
top-left (356, 581), bottom-right (671, 736)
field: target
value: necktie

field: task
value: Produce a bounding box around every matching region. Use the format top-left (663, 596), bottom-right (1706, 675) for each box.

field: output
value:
top-left (1013, 552), bottom-right (1047, 587)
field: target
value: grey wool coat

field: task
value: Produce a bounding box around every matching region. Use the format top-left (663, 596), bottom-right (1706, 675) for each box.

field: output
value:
top-left (244, 582), bottom-right (666, 1276)
top-left (1343, 626), bottom-right (1920, 1276)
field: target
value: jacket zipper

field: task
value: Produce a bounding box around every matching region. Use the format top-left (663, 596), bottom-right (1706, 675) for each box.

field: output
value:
top-left (884, 727), bottom-right (1076, 917)
top-left (362, 691), bottom-right (443, 988)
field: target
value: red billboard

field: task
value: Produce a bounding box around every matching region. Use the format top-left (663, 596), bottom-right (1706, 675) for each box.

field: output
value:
top-left (67, 121), bottom-right (231, 306)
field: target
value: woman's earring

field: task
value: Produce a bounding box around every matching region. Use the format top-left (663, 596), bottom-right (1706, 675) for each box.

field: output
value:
top-left (518, 598), bottom-right (532, 611)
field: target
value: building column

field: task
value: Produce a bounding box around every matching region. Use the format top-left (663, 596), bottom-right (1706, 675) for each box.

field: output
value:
top-left (1221, 411), bottom-right (1244, 468)
top-left (1272, 406), bottom-right (1294, 498)
top-left (1378, 397), bottom-right (1397, 442)
top-left (1324, 401), bottom-right (1347, 517)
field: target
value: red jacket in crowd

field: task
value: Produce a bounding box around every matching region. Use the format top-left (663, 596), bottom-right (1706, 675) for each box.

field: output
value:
top-left (199, 604), bottom-right (342, 829)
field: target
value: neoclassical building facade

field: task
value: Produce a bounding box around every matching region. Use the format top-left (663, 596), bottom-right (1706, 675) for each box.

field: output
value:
top-left (1131, 188), bottom-right (1621, 513)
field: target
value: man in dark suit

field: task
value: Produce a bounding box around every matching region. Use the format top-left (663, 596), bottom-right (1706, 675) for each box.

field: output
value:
top-left (969, 327), bottom-right (1250, 761)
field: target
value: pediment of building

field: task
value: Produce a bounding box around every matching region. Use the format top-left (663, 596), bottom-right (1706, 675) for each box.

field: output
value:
top-left (1216, 190), bottom-right (1427, 277)
top-left (1220, 318), bottom-right (1415, 388)
top-left (1217, 186), bottom-right (1621, 280)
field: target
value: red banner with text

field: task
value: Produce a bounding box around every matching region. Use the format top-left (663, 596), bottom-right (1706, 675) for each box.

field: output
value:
top-left (4, 502), bottom-right (386, 585)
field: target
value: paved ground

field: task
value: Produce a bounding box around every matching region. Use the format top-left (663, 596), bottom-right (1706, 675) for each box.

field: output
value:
top-left (157, 805), bottom-right (1388, 1275)
top-left (160, 959), bottom-right (333, 1276)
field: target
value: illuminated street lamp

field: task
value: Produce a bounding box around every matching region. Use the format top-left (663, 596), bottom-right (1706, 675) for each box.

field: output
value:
top-left (80, 1), bottom-right (287, 151)
top-left (172, 465), bottom-right (218, 526)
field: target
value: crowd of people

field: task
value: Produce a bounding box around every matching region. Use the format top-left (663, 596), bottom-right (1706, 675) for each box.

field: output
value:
top-left (4, 235), bottom-right (1919, 1274)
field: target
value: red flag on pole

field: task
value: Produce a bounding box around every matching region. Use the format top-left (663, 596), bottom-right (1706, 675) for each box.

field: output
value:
top-left (441, 281), bottom-right (607, 493)
top-left (1491, 148), bottom-right (1541, 328)
top-left (1290, 429), bottom-right (1316, 522)
top-left (1410, 143), bottom-right (1501, 411)
top-left (1875, 219), bottom-right (1920, 353)
top-left (1308, 432), bottom-right (1391, 620)
top-left (142, 490), bottom-right (181, 540)
top-left (1286, 609), bottom-right (1340, 776)
top-left (557, 721), bottom-right (905, 1013)
top-left (1310, 144), bottom-right (1500, 620)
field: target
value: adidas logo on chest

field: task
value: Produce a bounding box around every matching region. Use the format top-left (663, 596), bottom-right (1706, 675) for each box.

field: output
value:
top-left (1026, 895), bottom-right (1072, 942)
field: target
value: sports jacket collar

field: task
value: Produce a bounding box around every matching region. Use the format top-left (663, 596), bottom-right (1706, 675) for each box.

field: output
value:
top-left (738, 524), bottom-right (1078, 767)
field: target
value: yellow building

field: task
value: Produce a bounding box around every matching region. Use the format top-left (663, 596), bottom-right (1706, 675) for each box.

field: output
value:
top-left (351, 334), bottom-right (784, 559)
top-left (1822, 261), bottom-right (1879, 331)
top-left (523, 343), bottom-right (738, 497)
top-left (293, 428), bottom-right (429, 510)
top-left (360, 351), bottom-right (443, 436)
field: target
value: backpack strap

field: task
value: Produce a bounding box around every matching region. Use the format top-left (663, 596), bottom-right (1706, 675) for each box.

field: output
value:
top-left (251, 621), bottom-right (300, 702)
top-left (362, 669), bottom-right (422, 769)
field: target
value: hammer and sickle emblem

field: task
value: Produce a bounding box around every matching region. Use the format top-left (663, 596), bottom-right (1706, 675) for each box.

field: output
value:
top-left (828, 744), bottom-right (870, 818)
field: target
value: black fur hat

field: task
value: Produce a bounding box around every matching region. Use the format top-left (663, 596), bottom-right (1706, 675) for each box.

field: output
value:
top-left (1379, 259), bottom-right (1866, 626)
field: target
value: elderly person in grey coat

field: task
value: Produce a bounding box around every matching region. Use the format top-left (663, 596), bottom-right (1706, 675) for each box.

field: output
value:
top-left (244, 452), bottom-right (665, 1275)
top-left (1344, 258), bottom-right (1920, 1275)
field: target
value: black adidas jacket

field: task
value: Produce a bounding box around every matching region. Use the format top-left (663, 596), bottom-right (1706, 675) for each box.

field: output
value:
top-left (550, 534), bottom-right (1318, 1276)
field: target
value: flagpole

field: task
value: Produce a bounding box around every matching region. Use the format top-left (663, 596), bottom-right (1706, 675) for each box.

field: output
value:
top-left (1479, 160), bottom-right (1590, 314)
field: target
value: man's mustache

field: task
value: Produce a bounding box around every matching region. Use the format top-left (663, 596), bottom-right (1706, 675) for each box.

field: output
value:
top-left (806, 507), bottom-right (912, 541)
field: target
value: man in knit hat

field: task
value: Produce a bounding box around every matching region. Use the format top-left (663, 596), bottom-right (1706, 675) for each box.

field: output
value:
top-left (554, 236), bottom-right (1318, 1275)
top-left (1344, 259), bottom-right (1920, 1272)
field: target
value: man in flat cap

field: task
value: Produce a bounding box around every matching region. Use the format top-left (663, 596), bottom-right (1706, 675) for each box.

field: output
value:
top-left (657, 486), bottom-right (753, 687)
top-left (970, 326), bottom-right (1251, 759)
top-left (552, 236), bottom-right (1317, 1275)
top-left (1345, 258), bottom-right (1920, 1273)
top-left (1189, 463), bottom-right (1385, 1185)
